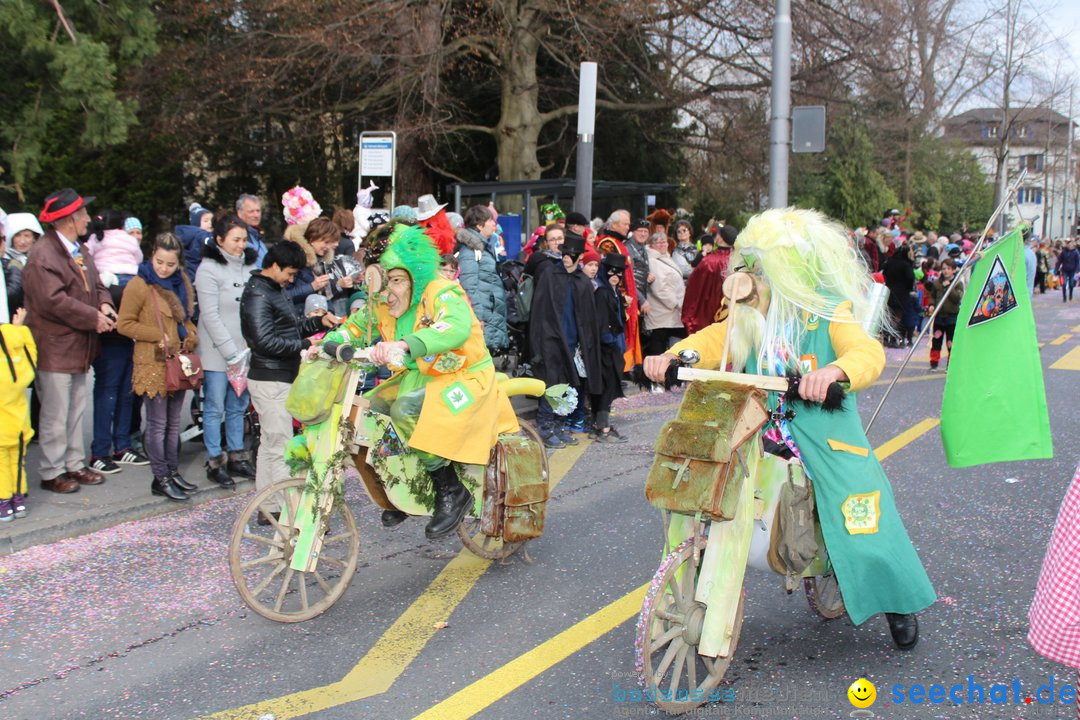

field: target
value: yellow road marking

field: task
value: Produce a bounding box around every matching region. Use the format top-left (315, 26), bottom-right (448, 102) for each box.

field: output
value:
top-left (409, 419), bottom-right (937, 720)
top-left (870, 373), bottom-right (944, 387)
top-left (410, 584), bottom-right (649, 720)
top-left (199, 440), bottom-right (591, 720)
top-left (1051, 346), bottom-right (1080, 371)
top-left (874, 418), bottom-right (939, 460)
top-left (1050, 333), bottom-right (1072, 346)
top-left (1072, 323), bottom-right (1080, 332)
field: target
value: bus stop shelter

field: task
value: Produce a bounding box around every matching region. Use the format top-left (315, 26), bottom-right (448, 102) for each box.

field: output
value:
top-left (449, 178), bottom-right (680, 239)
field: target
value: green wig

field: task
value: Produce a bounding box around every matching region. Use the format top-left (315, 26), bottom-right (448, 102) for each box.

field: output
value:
top-left (378, 224), bottom-right (442, 308)
top-left (733, 207), bottom-right (873, 372)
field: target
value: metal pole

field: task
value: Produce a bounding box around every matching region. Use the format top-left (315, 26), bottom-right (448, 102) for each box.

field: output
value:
top-left (1063, 85), bottom-right (1074, 238)
top-left (994, 0), bottom-right (1014, 234)
top-left (453, 184), bottom-right (461, 215)
top-left (767, 0), bottom-right (792, 208)
top-left (575, 62), bottom-right (598, 219)
top-left (864, 169), bottom-right (1029, 434)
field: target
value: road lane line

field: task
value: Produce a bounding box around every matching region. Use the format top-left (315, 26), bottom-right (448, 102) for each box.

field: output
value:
top-left (1050, 346), bottom-right (1080, 371)
top-left (198, 440), bottom-right (591, 720)
top-left (1049, 333), bottom-right (1072, 346)
top-left (874, 418), bottom-right (939, 460)
top-left (410, 584), bottom-right (650, 720)
top-left (1072, 323), bottom-right (1080, 333)
top-left (409, 418), bottom-right (939, 719)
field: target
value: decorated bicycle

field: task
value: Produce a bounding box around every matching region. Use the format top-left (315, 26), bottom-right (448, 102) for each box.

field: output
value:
top-left (228, 225), bottom-right (563, 622)
top-left (635, 208), bottom-right (936, 714)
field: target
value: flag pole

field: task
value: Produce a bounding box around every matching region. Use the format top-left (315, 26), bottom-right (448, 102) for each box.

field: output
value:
top-left (864, 170), bottom-right (1028, 434)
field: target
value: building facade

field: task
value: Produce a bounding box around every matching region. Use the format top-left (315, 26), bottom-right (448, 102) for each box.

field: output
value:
top-left (944, 107), bottom-right (1078, 238)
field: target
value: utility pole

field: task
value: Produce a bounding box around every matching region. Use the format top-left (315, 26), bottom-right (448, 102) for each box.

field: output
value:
top-left (574, 62), bottom-right (598, 220)
top-left (1063, 84), bottom-right (1075, 238)
top-left (767, 0), bottom-right (791, 209)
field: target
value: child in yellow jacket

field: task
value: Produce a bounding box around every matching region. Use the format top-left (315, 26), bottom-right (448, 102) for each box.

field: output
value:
top-left (0, 307), bottom-right (36, 521)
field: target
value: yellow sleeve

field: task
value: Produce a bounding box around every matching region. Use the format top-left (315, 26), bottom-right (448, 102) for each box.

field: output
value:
top-left (828, 301), bottom-right (885, 391)
top-left (668, 319), bottom-right (730, 370)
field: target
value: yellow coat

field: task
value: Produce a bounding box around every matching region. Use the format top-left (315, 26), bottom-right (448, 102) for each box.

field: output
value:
top-left (668, 301), bottom-right (885, 391)
top-left (0, 324), bottom-right (36, 445)
top-left (370, 278), bottom-right (518, 465)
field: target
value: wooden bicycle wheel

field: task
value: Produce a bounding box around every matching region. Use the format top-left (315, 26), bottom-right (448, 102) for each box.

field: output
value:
top-left (804, 572), bottom-right (846, 620)
top-left (636, 537), bottom-right (744, 715)
top-left (456, 420), bottom-right (549, 561)
top-left (228, 478), bottom-right (359, 622)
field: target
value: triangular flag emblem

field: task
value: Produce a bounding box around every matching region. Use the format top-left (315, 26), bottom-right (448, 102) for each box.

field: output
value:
top-left (967, 255), bottom-right (1018, 327)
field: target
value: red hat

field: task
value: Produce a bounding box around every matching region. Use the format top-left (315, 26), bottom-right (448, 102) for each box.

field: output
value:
top-left (39, 188), bottom-right (94, 223)
top-left (581, 249), bottom-right (601, 265)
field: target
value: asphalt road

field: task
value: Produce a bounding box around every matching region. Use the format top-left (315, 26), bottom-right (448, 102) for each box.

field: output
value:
top-left (2, 289), bottom-right (1079, 720)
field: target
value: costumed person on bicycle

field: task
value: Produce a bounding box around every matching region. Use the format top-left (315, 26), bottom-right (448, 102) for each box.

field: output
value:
top-left (323, 225), bottom-right (519, 540)
top-left (644, 207), bottom-right (935, 650)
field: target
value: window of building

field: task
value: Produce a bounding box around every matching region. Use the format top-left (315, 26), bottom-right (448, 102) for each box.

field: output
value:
top-left (1018, 154), bottom-right (1045, 172)
top-left (982, 125), bottom-right (1000, 138)
top-left (1016, 187), bottom-right (1043, 205)
top-left (1015, 124), bottom-right (1030, 138)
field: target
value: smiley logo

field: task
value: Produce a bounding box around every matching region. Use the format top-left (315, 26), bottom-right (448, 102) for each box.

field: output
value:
top-left (847, 678), bottom-right (876, 708)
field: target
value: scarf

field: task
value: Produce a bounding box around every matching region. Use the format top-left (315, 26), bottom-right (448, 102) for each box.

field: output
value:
top-left (138, 261), bottom-right (189, 340)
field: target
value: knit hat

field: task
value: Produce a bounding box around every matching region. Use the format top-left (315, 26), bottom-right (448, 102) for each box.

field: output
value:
top-left (124, 217), bottom-right (143, 233)
top-left (189, 202), bottom-right (211, 227)
top-left (581, 249), bottom-right (601, 266)
top-left (391, 205), bottom-right (418, 223)
top-left (304, 294), bottom-right (328, 315)
top-left (446, 211), bottom-right (465, 230)
top-left (565, 211), bottom-right (588, 227)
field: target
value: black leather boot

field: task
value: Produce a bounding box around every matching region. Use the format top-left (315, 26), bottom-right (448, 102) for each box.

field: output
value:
top-left (169, 470), bottom-right (198, 493)
top-left (425, 465), bottom-right (471, 540)
top-left (152, 475), bottom-right (190, 502)
top-left (206, 455), bottom-right (236, 488)
top-left (885, 612), bottom-right (919, 650)
top-left (227, 451), bottom-right (257, 479)
top-left (381, 509), bottom-right (409, 527)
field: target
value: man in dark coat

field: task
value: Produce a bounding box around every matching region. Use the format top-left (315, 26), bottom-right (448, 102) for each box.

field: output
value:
top-left (23, 189), bottom-right (115, 493)
top-left (528, 234), bottom-right (601, 448)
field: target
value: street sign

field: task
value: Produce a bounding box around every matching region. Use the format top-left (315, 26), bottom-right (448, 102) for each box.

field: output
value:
top-left (792, 106), bottom-right (826, 153)
top-left (359, 131), bottom-right (397, 210)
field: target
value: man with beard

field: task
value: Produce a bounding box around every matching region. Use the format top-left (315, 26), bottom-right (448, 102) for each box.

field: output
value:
top-left (528, 234), bottom-right (601, 448)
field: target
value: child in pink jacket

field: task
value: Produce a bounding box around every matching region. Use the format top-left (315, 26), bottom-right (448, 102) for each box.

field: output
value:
top-left (86, 210), bottom-right (144, 287)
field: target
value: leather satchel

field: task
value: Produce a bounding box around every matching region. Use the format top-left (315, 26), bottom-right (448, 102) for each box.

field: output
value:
top-left (149, 286), bottom-right (203, 392)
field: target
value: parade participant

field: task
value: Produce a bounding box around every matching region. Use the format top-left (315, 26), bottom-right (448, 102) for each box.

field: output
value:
top-left (681, 224), bottom-right (735, 335)
top-left (415, 194), bottom-right (457, 256)
top-left (590, 253), bottom-right (629, 443)
top-left (595, 210), bottom-right (643, 370)
top-left (644, 207), bottom-right (935, 650)
top-left (324, 225), bottom-right (518, 538)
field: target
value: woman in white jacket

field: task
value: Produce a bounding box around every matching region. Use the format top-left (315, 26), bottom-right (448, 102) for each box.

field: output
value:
top-left (644, 232), bottom-right (687, 358)
top-left (195, 215), bottom-right (257, 487)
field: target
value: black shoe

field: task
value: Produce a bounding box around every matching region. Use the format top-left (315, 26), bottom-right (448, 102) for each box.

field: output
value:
top-left (885, 612), bottom-right (919, 650)
top-left (425, 466), bottom-right (472, 540)
top-left (151, 475), bottom-right (190, 502)
top-left (381, 509), bottom-right (408, 527)
top-left (89, 456), bottom-right (122, 475)
top-left (227, 454), bottom-right (257, 479)
top-left (206, 455), bottom-right (236, 488)
top-left (541, 432), bottom-right (565, 449)
top-left (169, 470), bottom-right (198, 493)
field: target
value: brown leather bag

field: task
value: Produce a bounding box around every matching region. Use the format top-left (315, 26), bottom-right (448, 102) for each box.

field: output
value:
top-left (149, 286), bottom-right (203, 392)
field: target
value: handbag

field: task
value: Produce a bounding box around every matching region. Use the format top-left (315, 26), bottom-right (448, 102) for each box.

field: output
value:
top-left (148, 286), bottom-right (203, 392)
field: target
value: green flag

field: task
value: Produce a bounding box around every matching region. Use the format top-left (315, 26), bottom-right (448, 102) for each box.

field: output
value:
top-left (940, 227), bottom-right (1052, 467)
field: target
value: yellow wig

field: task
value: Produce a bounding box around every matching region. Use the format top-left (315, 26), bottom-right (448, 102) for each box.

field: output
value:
top-left (733, 207), bottom-right (872, 372)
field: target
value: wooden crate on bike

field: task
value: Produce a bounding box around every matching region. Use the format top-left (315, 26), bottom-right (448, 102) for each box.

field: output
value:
top-left (482, 432), bottom-right (549, 542)
top-left (645, 380), bottom-right (768, 521)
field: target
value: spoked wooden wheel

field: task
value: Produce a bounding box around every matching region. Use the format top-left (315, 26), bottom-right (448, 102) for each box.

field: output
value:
top-left (636, 537), bottom-right (745, 715)
top-left (804, 572), bottom-right (846, 619)
top-left (228, 478), bottom-right (359, 622)
top-left (456, 420), bottom-right (549, 561)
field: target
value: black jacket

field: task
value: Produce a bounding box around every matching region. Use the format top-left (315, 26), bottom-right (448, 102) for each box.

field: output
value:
top-left (3, 256), bottom-right (22, 313)
top-left (883, 253), bottom-right (915, 312)
top-left (527, 255), bottom-right (602, 394)
top-left (240, 271), bottom-right (324, 383)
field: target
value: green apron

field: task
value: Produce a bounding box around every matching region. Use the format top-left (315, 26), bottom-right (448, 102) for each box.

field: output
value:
top-left (753, 317), bottom-right (936, 625)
